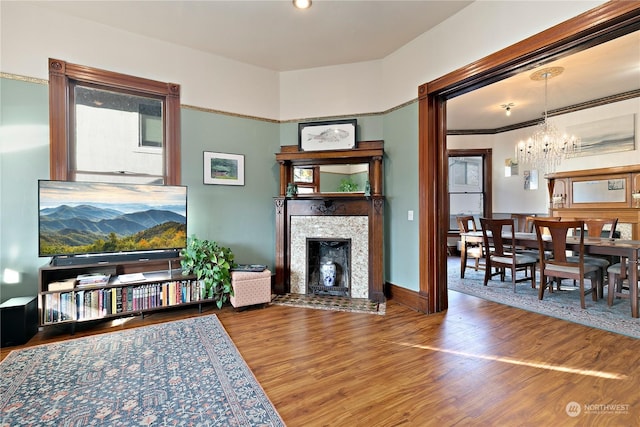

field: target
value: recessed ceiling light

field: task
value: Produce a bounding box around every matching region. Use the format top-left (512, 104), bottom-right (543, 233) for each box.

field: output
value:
top-left (293, 0), bottom-right (312, 10)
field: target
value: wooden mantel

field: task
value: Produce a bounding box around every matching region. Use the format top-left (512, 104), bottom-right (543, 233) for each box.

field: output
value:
top-left (546, 165), bottom-right (640, 239)
top-left (274, 141), bottom-right (385, 302)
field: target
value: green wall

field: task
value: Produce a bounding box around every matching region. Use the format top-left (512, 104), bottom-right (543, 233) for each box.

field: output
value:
top-left (383, 102), bottom-right (419, 290)
top-left (0, 77), bottom-right (420, 301)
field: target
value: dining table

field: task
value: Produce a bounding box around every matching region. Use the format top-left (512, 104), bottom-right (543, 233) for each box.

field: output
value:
top-left (459, 230), bottom-right (640, 318)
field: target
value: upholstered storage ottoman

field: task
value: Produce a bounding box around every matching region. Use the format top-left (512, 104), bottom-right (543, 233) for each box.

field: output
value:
top-left (230, 269), bottom-right (272, 309)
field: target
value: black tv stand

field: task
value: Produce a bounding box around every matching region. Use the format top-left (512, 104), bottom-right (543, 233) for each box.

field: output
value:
top-left (50, 250), bottom-right (181, 267)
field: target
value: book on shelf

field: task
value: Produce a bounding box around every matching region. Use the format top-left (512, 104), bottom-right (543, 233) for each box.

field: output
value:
top-left (48, 278), bottom-right (76, 291)
top-left (76, 273), bottom-right (111, 287)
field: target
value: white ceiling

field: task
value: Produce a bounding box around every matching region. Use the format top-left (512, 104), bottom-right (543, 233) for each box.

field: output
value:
top-left (33, 1), bottom-right (640, 129)
top-left (34, 0), bottom-right (472, 71)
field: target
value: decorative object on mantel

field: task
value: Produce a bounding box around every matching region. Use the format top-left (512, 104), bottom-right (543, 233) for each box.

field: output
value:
top-left (298, 119), bottom-right (357, 151)
top-left (515, 67), bottom-right (581, 174)
top-left (203, 151), bottom-right (245, 186)
top-left (286, 182), bottom-right (298, 197)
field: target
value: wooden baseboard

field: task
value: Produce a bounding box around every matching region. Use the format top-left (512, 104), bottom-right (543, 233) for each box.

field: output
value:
top-left (386, 282), bottom-right (430, 313)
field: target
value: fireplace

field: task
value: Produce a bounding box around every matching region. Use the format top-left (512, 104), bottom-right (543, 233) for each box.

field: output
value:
top-left (276, 197), bottom-right (384, 302)
top-left (288, 213), bottom-right (371, 298)
top-left (274, 140), bottom-right (385, 303)
top-left (306, 238), bottom-right (351, 296)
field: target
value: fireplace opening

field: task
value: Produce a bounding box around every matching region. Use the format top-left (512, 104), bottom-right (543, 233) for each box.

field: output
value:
top-left (306, 238), bottom-right (351, 297)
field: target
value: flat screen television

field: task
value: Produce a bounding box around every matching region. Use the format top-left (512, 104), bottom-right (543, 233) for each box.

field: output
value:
top-left (38, 180), bottom-right (187, 263)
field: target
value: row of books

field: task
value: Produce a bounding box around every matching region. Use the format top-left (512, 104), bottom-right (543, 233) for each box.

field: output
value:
top-left (42, 280), bottom-right (206, 324)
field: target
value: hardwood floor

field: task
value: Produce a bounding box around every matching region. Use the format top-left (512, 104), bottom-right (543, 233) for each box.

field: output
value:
top-left (2, 291), bottom-right (639, 426)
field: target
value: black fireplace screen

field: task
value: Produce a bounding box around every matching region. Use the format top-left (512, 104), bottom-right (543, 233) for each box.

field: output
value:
top-left (306, 238), bottom-right (351, 296)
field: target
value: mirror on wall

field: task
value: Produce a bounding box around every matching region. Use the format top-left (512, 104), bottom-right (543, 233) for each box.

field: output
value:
top-left (572, 178), bottom-right (627, 204)
top-left (293, 164), bottom-right (369, 194)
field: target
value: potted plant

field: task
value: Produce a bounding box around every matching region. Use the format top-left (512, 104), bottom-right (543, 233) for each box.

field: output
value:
top-left (338, 177), bottom-right (359, 192)
top-left (180, 236), bottom-right (235, 308)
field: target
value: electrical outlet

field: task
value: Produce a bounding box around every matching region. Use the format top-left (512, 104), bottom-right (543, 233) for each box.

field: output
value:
top-left (408, 210), bottom-right (414, 221)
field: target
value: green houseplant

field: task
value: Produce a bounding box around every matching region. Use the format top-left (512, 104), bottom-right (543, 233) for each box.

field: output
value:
top-left (337, 177), bottom-right (359, 192)
top-left (180, 236), bottom-right (235, 308)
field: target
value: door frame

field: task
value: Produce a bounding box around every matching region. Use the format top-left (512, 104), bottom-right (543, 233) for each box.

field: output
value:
top-left (417, 2), bottom-right (640, 314)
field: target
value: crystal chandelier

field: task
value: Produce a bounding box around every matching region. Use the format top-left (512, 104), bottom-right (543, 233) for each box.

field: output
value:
top-left (515, 67), bottom-right (580, 174)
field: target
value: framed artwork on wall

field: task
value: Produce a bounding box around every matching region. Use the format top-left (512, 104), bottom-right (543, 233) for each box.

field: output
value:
top-left (298, 119), bottom-right (357, 151)
top-left (203, 151), bottom-right (245, 186)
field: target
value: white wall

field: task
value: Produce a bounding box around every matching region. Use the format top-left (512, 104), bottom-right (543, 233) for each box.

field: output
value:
top-left (449, 98), bottom-right (640, 215)
top-left (2, 1), bottom-right (604, 121)
top-left (0, 2), bottom-right (281, 121)
top-left (279, 1), bottom-right (605, 120)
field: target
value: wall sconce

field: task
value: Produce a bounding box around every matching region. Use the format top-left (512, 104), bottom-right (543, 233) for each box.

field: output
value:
top-left (293, 0), bottom-right (312, 9)
top-left (501, 103), bottom-right (514, 116)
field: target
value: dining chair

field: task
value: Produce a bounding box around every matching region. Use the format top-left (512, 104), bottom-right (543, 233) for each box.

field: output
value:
top-left (479, 218), bottom-right (537, 292)
top-left (606, 261), bottom-right (639, 316)
top-left (533, 219), bottom-right (599, 309)
top-left (567, 218), bottom-right (618, 298)
top-left (457, 215), bottom-right (484, 278)
top-left (525, 215), bottom-right (560, 233)
top-left (510, 214), bottom-right (529, 233)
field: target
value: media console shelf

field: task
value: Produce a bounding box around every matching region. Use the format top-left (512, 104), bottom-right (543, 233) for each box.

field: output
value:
top-left (38, 257), bottom-right (208, 332)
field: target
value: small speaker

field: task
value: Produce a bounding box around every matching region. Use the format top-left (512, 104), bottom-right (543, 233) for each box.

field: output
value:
top-left (0, 296), bottom-right (38, 347)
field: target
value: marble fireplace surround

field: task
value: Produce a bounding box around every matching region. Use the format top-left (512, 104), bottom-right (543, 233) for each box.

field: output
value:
top-left (290, 216), bottom-right (369, 298)
top-left (274, 141), bottom-right (385, 303)
top-left (274, 196), bottom-right (385, 303)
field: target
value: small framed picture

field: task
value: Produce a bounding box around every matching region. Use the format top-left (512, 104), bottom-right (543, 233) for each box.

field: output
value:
top-left (298, 119), bottom-right (357, 151)
top-left (203, 151), bottom-right (245, 186)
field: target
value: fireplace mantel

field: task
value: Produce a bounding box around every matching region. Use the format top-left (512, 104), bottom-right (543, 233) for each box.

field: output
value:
top-left (274, 141), bottom-right (385, 302)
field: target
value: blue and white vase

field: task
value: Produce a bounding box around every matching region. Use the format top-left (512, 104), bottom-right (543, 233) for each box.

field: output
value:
top-left (320, 261), bottom-right (336, 287)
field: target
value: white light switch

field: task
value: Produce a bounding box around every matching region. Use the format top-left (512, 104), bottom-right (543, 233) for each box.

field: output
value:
top-left (408, 210), bottom-right (414, 221)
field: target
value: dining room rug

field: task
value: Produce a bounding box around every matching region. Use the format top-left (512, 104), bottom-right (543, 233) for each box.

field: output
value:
top-left (271, 293), bottom-right (385, 315)
top-left (0, 315), bottom-right (285, 426)
top-left (448, 257), bottom-right (640, 339)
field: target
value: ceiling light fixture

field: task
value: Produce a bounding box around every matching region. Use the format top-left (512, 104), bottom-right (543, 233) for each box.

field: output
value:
top-left (501, 103), bottom-right (514, 116)
top-left (515, 67), bottom-right (580, 174)
top-left (293, 0), bottom-right (312, 9)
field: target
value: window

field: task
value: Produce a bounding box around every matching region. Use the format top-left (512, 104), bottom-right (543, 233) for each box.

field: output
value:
top-left (293, 166), bottom-right (319, 193)
top-left (448, 149), bottom-right (492, 230)
top-left (48, 58), bottom-right (181, 185)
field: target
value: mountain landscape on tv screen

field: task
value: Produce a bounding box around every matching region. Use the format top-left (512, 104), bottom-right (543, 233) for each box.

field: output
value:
top-left (39, 204), bottom-right (187, 256)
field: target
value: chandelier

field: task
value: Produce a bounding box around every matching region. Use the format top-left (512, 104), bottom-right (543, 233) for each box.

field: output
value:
top-left (515, 67), bottom-right (580, 174)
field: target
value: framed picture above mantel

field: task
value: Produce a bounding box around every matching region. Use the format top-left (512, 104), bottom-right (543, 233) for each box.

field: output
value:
top-left (298, 119), bottom-right (357, 151)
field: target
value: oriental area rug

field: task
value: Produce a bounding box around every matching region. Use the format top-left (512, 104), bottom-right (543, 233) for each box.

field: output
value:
top-left (448, 257), bottom-right (640, 339)
top-left (271, 293), bottom-right (385, 315)
top-left (0, 315), bottom-right (284, 426)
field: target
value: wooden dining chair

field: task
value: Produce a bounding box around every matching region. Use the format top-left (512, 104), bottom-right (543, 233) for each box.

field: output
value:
top-left (510, 214), bottom-right (529, 233)
top-left (606, 260), bottom-right (640, 317)
top-left (457, 215), bottom-right (484, 278)
top-left (567, 218), bottom-right (618, 298)
top-left (533, 219), bottom-right (599, 309)
top-left (480, 218), bottom-right (537, 292)
top-left (525, 215), bottom-right (560, 233)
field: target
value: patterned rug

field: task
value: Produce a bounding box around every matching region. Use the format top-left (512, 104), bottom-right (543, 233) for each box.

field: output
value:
top-left (271, 293), bottom-right (385, 315)
top-left (0, 315), bottom-right (284, 426)
top-left (448, 257), bottom-right (640, 339)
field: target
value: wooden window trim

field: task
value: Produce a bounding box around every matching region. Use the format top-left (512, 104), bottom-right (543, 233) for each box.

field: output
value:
top-left (48, 58), bottom-right (181, 185)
